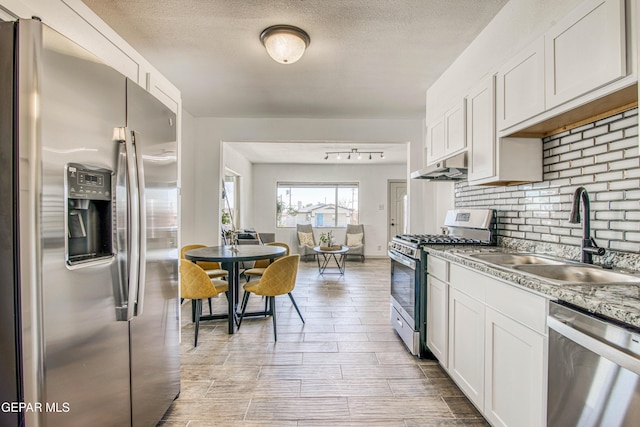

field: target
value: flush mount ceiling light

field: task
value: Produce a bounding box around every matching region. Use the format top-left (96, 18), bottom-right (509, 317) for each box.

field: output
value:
top-left (325, 148), bottom-right (385, 161)
top-left (260, 25), bottom-right (310, 64)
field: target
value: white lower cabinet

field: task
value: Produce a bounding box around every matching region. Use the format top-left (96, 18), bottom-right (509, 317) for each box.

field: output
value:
top-left (438, 261), bottom-right (548, 426)
top-left (427, 275), bottom-right (448, 366)
top-left (448, 288), bottom-right (485, 409)
top-left (484, 308), bottom-right (546, 427)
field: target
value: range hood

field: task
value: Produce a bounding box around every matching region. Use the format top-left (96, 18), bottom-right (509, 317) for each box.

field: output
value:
top-left (411, 152), bottom-right (468, 181)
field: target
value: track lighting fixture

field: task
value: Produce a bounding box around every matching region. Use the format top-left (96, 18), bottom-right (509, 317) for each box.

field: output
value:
top-left (324, 148), bottom-right (385, 161)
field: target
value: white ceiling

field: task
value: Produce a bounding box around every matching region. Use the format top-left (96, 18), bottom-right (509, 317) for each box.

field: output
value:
top-left (226, 141), bottom-right (408, 165)
top-left (81, 0), bottom-right (508, 164)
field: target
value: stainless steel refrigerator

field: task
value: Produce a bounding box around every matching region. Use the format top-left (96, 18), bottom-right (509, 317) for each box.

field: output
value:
top-left (0, 19), bottom-right (180, 427)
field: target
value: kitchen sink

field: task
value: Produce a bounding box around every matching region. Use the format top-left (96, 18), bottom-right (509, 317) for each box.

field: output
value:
top-left (511, 264), bottom-right (640, 284)
top-left (467, 253), bottom-right (567, 266)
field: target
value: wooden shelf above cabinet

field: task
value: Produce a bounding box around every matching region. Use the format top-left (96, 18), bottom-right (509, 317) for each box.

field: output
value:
top-left (510, 83), bottom-right (638, 138)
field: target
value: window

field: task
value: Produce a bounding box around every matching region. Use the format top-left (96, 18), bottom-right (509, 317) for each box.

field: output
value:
top-left (222, 172), bottom-right (239, 230)
top-left (276, 182), bottom-right (359, 228)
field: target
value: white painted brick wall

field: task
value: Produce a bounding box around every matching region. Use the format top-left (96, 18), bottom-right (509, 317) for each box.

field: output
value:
top-left (455, 108), bottom-right (640, 253)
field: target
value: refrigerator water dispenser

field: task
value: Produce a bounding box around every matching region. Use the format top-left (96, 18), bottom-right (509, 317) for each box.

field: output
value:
top-left (66, 163), bottom-right (113, 265)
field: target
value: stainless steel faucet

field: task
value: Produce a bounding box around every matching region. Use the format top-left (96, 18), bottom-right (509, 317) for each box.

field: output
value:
top-left (568, 187), bottom-right (605, 264)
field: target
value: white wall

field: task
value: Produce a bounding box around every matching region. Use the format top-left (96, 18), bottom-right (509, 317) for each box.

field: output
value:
top-left (184, 117), bottom-right (448, 245)
top-left (179, 110), bottom-right (197, 244)
top-left (251, 163), bottom-right (406, 257)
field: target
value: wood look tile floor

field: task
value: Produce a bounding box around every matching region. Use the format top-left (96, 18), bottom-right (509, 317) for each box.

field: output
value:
top-left (160, 258), bottom-right (489, 426)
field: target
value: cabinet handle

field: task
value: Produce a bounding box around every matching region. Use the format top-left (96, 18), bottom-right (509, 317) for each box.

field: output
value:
top-left (548, 316), bottom-right (640, 375)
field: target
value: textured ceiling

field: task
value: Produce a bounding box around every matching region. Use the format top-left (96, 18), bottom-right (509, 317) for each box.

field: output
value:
top-left (81, 0), bottom-right (508, 120)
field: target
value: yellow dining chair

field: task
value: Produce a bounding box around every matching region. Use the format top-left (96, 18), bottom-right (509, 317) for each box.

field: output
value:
top-left (180, 244), bottom-right (228, 278)
top-left (180, 259), bottom-right (229, 347)
top-left (243, 242), bottom-right (290, 315)
top-left (237, 254), bottom-right (304, 341)
top-left (244, 242), bottom-right (290, 281)
top-left (181, 244), bottom-right (228, 315)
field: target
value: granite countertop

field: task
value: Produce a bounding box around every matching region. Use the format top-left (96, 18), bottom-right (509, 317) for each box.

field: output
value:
top-left (423, 244), bottom-right (640, 330)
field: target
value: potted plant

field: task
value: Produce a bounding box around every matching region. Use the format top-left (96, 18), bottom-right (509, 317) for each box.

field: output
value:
top-left (319, 231), bottom-right (337, 250)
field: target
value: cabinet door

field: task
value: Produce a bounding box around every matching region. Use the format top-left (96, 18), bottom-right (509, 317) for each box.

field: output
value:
top-left (427, 116), bottom-right (446, 163)
top-left (467, 76), bottom-right (496, 182)
top-left (484, 308), bottom-right (546, 427)
top-left (427, 275), bottom-right (448, 367)
top-left (545, 0), bottom-right (626, 109)
top-left (147, 72), bottom-right (181, 114)
top-left (496, 36), bottom-right (545, 130)
top-left (448, 288), bottom-right (485, 409)
top-left (445, 100), bottom-right (466, 154)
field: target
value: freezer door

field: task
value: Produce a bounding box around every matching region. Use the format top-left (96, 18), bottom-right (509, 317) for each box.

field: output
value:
top-left (126, 80), bottom-right (180, 427)
top-left (0, 21), bottom-right (22, 427)
top-left (21, 22), bottom-right (131, 427)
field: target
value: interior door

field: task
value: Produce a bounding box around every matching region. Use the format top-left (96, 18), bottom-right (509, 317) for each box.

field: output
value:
top-left (388, 181), bottom-right (407, 241)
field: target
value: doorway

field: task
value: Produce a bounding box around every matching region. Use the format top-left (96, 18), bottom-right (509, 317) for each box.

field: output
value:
top-left (388, 180), bottom-right (407, 243)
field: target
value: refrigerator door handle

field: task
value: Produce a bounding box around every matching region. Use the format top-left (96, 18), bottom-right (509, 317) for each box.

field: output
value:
top-left (125, 128), bottom-right (141, 321)
top-left (114, 137), bottom-right (130, 320)
top-left (131, 130), bottom-right (147, 316)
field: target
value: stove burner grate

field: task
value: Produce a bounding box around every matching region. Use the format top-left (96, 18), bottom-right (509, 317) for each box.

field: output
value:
top-left (394, 234), bottom-right (487, 246)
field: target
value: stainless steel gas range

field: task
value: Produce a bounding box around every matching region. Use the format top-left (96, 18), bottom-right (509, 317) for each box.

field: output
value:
top-left (388, 209), bottom-right (496, 357)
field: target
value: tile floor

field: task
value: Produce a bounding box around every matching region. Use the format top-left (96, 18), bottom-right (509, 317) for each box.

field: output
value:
top-left (160, 257), bottom-right (488, 426)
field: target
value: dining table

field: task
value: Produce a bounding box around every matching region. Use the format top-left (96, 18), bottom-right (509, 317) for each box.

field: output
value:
top-left (184, 244), bottom-right (286, 334)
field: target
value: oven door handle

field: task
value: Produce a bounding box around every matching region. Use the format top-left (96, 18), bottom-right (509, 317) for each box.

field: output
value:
top-left (548, 315), bottom-right (640, 376)
top-left (388, 250), bottom-right (416, 270)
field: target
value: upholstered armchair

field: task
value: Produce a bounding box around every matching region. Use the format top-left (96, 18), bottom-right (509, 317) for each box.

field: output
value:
top-left (296, 224), bottom-right (316, 261)
top-left (345, 224), bottom-right (365, 262)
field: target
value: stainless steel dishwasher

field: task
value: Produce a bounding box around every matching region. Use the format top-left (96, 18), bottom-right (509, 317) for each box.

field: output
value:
top-left (547, 302), bottom-right (640, 426)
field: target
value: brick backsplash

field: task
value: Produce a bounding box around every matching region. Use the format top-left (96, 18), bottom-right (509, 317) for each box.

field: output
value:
top-left (455, 108), bottom-right (639, 253)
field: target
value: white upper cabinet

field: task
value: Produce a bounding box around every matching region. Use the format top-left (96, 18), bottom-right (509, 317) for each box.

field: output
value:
top-left (495, 0), bottom-right (629, 134)
top-left (445, 100), bottom-right (466, 155)
top-left (467, 75), bottom-right (496, 183)
top-left (3, 0), bottom-right (182, 113)
top-left (426, 115), bottom-right (446, 161)
top-left (496, 36), bottom-right (545, 131)
top-left (545, 0), bottom-right (626, 109)
top-left (426, 100), bottom-right (466, 164)
top-left (425, 0), bottom-right (636, 164)
top-left (467, 75), bottom-right (543, 186)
